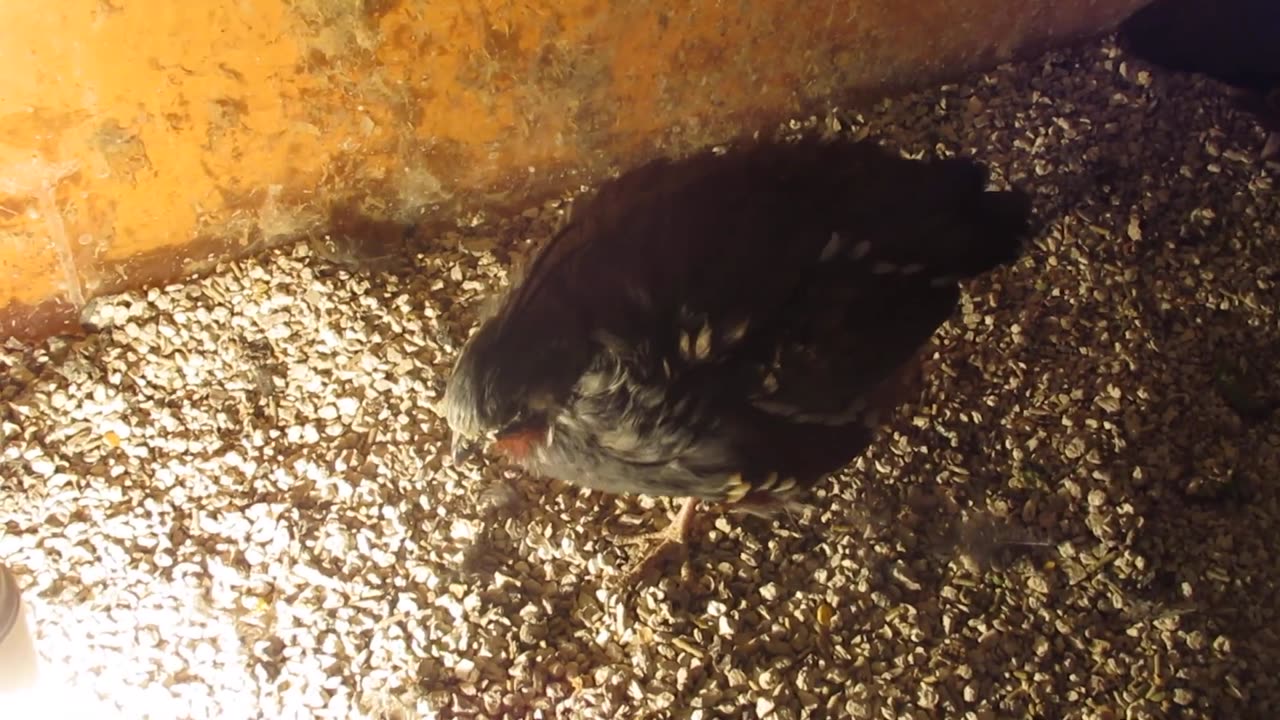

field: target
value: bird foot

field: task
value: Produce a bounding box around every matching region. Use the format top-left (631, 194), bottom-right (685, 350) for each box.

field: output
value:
top-left (615, 498), bottom-right (699, 583)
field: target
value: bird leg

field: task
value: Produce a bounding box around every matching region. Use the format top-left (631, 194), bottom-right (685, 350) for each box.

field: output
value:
top-left (617, 497), bottom-right (699, 581)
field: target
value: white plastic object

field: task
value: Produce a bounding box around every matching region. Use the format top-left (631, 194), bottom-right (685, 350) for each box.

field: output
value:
top-left (0, 562), bottom-right (39, 692)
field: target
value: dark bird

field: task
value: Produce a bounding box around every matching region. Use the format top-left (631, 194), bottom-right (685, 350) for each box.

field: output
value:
top-left (1118, 0), bottom-right (1280, 161)
top-left (442, 137), bottom-right (1033, 577)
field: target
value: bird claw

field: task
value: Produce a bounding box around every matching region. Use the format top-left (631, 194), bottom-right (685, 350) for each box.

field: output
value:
top-left (617, 528), bottom-right (690, 584)
top-left (614, 498), bottom-right (699, 584)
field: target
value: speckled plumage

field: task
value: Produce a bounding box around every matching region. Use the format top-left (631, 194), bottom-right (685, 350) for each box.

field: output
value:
top-left (443, 137), bottom-right (1033, 511)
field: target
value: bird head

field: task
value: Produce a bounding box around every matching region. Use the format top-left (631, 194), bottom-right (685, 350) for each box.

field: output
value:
top-left (441, 312), bottom-right (582, 465)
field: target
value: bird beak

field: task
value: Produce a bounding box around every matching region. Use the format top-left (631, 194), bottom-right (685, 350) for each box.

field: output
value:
top-left (451, 434), bottom-right (477, 465)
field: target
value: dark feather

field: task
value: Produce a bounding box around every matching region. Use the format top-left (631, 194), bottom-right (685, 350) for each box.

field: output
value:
top-left (443, 137), bottom-right (1034, 505)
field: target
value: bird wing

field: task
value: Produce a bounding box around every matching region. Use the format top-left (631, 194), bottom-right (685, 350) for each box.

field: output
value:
top-left (526, 139), bottom-right (1030, 498)
top-left (560, 138), bottom-right (1023, 412)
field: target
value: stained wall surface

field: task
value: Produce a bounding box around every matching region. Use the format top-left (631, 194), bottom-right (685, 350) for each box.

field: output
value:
top-left (0, 0), bottom-right (1150, 338)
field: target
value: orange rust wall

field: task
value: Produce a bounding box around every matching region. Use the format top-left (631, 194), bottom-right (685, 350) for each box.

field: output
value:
top-left (0, 0), bottom-right (1148, 339)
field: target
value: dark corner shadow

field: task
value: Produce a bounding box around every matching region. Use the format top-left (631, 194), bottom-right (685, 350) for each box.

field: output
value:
top-left (907, 36), bottom-right (1280, 717)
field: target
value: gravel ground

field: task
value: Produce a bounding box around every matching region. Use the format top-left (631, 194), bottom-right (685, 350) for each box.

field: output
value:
top-left (3, 36), bottom-right (1280, 720)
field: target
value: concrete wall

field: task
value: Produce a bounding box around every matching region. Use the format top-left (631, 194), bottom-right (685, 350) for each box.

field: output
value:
top-left (0, 0), bottom-right (1149, 339)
